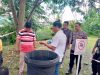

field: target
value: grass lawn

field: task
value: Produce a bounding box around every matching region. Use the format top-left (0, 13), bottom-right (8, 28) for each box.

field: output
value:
top-left (2, 36), bottom-right (98, 75)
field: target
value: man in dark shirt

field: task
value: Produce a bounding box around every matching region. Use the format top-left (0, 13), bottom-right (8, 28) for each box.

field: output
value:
top-left (61, 21), bottom-right (72, 66)
top-left (62, 21), bottom-right (72, 49)
top-left (66, 22), bottom-right (87, 75)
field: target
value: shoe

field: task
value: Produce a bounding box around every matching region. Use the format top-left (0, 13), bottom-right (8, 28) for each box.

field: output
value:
top-left (65, 69), bottom-right (72, 75)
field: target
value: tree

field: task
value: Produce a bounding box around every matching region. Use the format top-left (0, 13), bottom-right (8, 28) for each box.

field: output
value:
top-left (0, 0), bottom-right (97, 32)
top-left (69, 0), bottom-right (97, 16)
top-left (1, 0), bottom-right (44, 32)
top-left (83, 9), bottom-right (100, 35)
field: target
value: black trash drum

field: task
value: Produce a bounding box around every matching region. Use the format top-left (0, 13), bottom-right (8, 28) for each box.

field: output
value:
top-left (25, 50), bottom-right (59, 75)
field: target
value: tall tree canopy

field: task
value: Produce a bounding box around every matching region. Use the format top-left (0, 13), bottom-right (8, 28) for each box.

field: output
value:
top-left (0, 0), bottom-right (98, 32)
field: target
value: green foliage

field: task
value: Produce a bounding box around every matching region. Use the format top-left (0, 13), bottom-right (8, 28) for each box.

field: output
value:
top-left (0, 17), bottom-right (16, 45)
top-left (2, 33), bottom-right (16, 45)
top-left (83, 9), bottom-right (100, 36)
top-left (0, 17), bottom-right (14, 34)
top-left (0, 0), bottom-right (98, 43)
top-left (0, 0), bottom-right (96, 31)
top-left (69, 0), bottom-right (96, 16)
top-left (69, 21), bottom-right (75, 30)
top-left (36, 26), bottom-right (53, 40)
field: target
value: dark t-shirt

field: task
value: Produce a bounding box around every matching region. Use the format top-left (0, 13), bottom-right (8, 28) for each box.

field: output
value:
top-left (62, 28), bottom-right (72, 45)
top-left (71, 30), bottom-right (87, 51)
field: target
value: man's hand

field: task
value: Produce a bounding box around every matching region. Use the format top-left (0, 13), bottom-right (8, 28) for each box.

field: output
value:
top-left (14, 44), bottom-right (20, 53)
top-left (15, 37), bottom-right (20, 53)
top-left (15, 47), bottom-right (20, 53)
top-left (67, 44), bottom-right (70, 49)
top-left (39, 41), bottom-right (46, 46)
top-left (39, 41), bottom-right (56, 51)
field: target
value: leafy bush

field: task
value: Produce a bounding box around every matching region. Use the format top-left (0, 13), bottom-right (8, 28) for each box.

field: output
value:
top-left (83, 9), bottom-right (100, 36)
top-left (2, 33), bottom-right (16, 45)
top-left (36, 26), bottom-right (53, 41)
top-left (0, 17), bottom-right (16, 45)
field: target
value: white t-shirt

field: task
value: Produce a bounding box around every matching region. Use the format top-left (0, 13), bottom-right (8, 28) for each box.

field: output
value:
top-left (51, 30), bottom-right (67, 62)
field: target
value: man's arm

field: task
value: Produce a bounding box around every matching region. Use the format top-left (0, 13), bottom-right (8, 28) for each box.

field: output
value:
top-left (15, 36), bottom-right (20, 52)
top-left (33, 35), bottom-right (37, 49)
top-left (33, 40), bottom-right (36, 49)
top-left (40, 33), bottom-right (59, 51)
top-left (40, 42), bottom-right (56, 51)
top-left (67, 31), bottom-right (73, 48)
top-left (83, 32), bottom-right (88, 39)
top-left (0, 39), bottom-right (3, 54)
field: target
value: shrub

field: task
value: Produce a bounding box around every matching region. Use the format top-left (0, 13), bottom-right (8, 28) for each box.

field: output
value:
top-left (36, 26), bottom-right (53, 41)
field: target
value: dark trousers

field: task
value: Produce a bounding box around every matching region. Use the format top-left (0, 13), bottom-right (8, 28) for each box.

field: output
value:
top-left (69, 50), bottom-right (82, 73)
top-left (0, 52), bottom-right (3, 67)
top-left (55, 62), bottom-right (61, 75)
top-left (0, 67), bottom-right (9, 75)
top-left (92, 52), bottom-right (100, 75)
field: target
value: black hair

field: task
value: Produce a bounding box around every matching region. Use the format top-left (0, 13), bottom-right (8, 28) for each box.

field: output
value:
top-left (76, 22), bottom-right (81, 26)
top-left (56, 19), bottom-right (61, 22)
top-left (64, 21), bottom-right (69, 25)
top-left (53, 21), bottom-right (62, 28)
top-left (24, 21), bottom-right (32, 28)
top-left (0, 36), bottom-right (2, 39)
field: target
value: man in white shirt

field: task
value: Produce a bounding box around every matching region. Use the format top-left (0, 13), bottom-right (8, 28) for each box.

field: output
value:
top-left (40, 21), bottom-right (67, 75)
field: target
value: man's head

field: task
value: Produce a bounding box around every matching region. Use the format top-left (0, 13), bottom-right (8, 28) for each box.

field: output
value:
top-left (51, 21), bottom-right (62, 33)
top-left (63, 21), bottom-right (69, 29)
top-left (0, 36), bottom-right (2, 39)
top-left (24, 21), bottom-right (32, 29)
top-left (75, 22), bottom-right (81, 31)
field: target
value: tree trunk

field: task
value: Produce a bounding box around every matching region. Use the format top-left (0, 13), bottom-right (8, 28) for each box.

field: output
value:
top-left (9, 0), bottom-right (19, 32)
top-left (27, 0), bottom-right (43, 21)
top-left (18, 0), bottom-right (26, 31)
top-left (9, 0), bottom-right (42, 32)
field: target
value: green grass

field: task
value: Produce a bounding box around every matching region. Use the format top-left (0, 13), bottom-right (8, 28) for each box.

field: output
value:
top-left (2, 36), bottom-right (98, 75)
top-left (87, 36), bottom-right (98, 48)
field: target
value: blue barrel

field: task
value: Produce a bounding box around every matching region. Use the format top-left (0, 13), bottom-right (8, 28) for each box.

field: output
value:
top-left (25, 50), bottom-right (59, 75)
